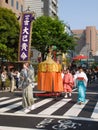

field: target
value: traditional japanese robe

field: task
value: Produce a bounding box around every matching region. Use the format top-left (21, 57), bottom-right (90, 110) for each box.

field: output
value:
top-left (75, 71), bottom-right (88, 103)
top-left (19, 65), bottom-right (35, 108)
top-left (63, 72), bottom-right (74, 93)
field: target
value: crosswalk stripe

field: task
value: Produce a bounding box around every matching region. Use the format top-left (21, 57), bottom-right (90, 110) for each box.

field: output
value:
top-left (63, 100), bottom-right (89, 117)
top-left (0, 97), bottom-right (9, 101)
top-left (38, 99), bottom-right (71, 115)
top-left (0, 102), bottom-right (22, 112)
top-left (0, 126), bottom-right (39, 130)
top-left (0, 97), bottom-right (22, 105)
top-left (91, 102), bottom-right (98, 119)
top-left (34, 98), bottom-right (53, 108)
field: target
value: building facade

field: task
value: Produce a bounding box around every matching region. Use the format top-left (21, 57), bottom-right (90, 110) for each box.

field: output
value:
top-left (0, 0), bottom-right (58, 17)
top-left (0, 0), bottom-right (24, 16)
top-left (23, 0), bottom-right (58, 17)
top-left (43, 0), bottom-right (58, 17)
top-left (23, 0), bottom-right (43, 16)
top-left (72, 26), bottom-right (98, 57)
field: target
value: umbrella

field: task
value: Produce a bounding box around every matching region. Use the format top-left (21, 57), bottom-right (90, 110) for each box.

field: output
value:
top-left (73, 54), bottom-right (88, 60)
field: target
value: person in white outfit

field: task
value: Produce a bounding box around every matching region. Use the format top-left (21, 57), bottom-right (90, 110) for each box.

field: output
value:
top-left (1, 70), bottom-right (7, 90)
top-left (74, 67), bottom-right (88, 104)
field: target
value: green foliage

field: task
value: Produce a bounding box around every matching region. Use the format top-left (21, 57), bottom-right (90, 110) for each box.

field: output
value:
top-left (32, 16), bottom-right (76, 59)
top-left (0, 7), bottom-right (20, 61)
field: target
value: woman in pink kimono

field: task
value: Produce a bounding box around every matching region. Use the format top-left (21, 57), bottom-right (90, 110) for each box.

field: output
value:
top-left (63, 68), bottom-right (74, 98)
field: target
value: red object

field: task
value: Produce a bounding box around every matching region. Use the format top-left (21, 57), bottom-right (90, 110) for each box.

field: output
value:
top-left (73, 55), bottom-right (88, 60)
top-left (35, 92), bottom-right (61, 97)
top-left (77, 77), bottom-right (84, 80)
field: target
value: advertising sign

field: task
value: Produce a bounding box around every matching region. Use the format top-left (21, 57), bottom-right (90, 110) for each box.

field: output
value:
top-left (18, 12), bottom-right (34, 62)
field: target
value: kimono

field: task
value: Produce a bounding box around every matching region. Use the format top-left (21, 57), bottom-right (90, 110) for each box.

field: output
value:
top-left (19, 65), bottom-right (35, 108)
top-left (63, 72), bottom-right (74, 93)
top-left (75, 71), bottom-right (88, 103)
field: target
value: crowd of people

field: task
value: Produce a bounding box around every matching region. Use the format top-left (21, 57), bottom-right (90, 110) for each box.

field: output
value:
top-left (0, 68), bottom-right (20, 92)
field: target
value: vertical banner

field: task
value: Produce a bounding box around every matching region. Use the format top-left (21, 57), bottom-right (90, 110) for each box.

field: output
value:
top-left (18, 12), bottom-right (34, 62)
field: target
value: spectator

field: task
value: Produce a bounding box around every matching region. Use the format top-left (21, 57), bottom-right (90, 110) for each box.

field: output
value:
top-left (9, 69), bottom-right (15, 92)
top-left (14, 70), bottom-right (20, 90)
top-left (1, 70), bottom-right (7, 90)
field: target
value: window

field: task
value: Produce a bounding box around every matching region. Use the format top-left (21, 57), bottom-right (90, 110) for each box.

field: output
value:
top-left (5, 0), bottom-right (8, 3)
top-left (21, 5), bottom-right (23, 12)
top-left (16, 1), bottom-right (19, 10)
top-left (41, 8), bottom-right (44, 13)
top-left (11, 0), bottom-right (14, 7)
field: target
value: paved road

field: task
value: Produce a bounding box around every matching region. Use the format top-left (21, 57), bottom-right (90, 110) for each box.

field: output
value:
top-left (0, 80), bottom-right (98, 130)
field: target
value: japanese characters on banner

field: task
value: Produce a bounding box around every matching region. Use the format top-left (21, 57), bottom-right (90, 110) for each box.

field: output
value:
top-left (18, 12), bottom-right (34, 62)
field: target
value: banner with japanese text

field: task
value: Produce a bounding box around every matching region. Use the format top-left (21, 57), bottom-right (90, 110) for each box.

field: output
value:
top-left (18, 12), bottom-right (33, 62)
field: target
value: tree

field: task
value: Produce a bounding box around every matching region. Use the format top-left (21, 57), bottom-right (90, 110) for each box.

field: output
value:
top-left (32, 16), bottom-right (76, 60)
top-left (0, 7), bottom-right (20, 62)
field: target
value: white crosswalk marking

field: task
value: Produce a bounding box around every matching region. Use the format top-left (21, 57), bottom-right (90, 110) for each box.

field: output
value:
top-left (63, 100), bottom-right (89, 117)
top-left (0, 97), bottom-right (9, 101)
top-left (0, 126), bottom-right (39, 130)
top-left (0, 101), bottom-right (22, 112)
top-left (38, 99), bottom-right (71, 115)
top-left (0, 97), bottom-right (21, 105)
top-left (34, 98), bottom-right (53, 108)
top-left (91, 102), bottom-right (98, 119)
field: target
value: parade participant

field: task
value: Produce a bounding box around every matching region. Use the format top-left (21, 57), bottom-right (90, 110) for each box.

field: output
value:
top-left (19, 62), bottom-right (35, 113)
top-left (63, 68), bottom-right (74, 98)
top-left (75, 67), bottom-right (88, 104)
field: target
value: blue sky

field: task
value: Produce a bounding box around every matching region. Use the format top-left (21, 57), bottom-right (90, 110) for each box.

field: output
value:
top-left (58, 0), bottom-right (98, 30)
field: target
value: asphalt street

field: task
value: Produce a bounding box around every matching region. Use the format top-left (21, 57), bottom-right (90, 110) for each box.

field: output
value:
top-left (0, 80), bottom-right (98, 130)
